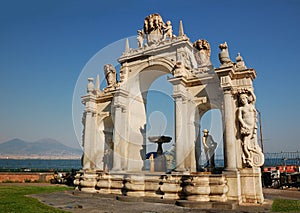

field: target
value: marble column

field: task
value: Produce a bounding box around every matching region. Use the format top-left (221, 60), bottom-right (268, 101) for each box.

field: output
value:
top-left (112, 105), bottom-right (123, 171)
top-left (174, 95), bottom-right (186, 171)
top-left (82, 105), bottom-right (97, 170)
top-left (223, 89), bottom-right (237, 171)
top-left (194, 123), bottom-right (202, 172)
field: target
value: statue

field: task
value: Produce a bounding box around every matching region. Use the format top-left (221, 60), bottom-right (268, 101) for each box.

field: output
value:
top-left (103, 138), bottom-right (113, 171)
top-left (143, 14), bottom-right (164, 44)
top-left (193, 39), bottom-right (212, 67)
top-left (137, 30), bottom-right (144, 48)
top-left (163, 20), bottom-right (174, 40)
top-left (202, 129), bottom-right (217, 168)
top-left (238, 90), bottom-right (264, 167)
top-left (218, 42), bottom-right (234, 67)
top-left (104, 64), bottom-right (117, 88)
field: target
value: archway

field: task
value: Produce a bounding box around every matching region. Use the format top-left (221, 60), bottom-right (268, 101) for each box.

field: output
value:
top-left (144, 74), bottom-right (175, 171)
top-left (200, 109), bottom-right (224, 169)
top-left (123, 64), bottom-right (174, 171)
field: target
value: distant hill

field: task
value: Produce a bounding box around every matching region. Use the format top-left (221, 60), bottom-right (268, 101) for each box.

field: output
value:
top-left (0, 138), bottom-right (82, 158)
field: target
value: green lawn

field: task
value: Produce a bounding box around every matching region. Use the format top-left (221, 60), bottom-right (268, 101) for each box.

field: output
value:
top-left (0, 185), bottom-right (71, 213)
top-left (271, 198), bottom-right (300, 212)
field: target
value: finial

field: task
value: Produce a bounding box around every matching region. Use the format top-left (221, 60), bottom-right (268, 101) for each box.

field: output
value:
top-left (95, 74), bottom-right (100, 90)
top-left (236, 52), bottom-right (243, 62)
top-left (125, 38), bottom-right (130, 53)
top-left (235, 52), bottom-right (247, 70)
top-left (179, 20), bottom-right (184, 36)
top-left (87, 78), bottom-right (94, 94)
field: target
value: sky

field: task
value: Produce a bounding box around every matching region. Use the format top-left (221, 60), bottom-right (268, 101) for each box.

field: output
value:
top-left (0, 0), bottom-right (299, 153)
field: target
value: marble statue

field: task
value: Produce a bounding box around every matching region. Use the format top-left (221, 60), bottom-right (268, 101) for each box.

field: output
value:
top-left (218, 42), bottom-right (234, 67)
top-left (238, 90), bottom-right (264, 167)
top-left (103, 138), bottom-right (113, 171)
top-left (137, 30), bottom-right (144, 48)
top-left (104, 64), bottom-right (117, 88)
top-left (163, 20), bottom-right (174, 40)
top-left (143, 13), bottom-right (164, 44)
top-left (193, 39), bottom-right (212, 67)
top-left (202, 129), bottom-right (217, 168)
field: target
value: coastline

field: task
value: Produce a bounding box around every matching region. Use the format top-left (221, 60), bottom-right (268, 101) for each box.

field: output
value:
top-left (0, 155), bottom-right (82, 160)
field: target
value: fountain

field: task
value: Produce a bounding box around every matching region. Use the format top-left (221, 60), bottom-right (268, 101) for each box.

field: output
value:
top-left (148, 136), bottom-right (172, 172)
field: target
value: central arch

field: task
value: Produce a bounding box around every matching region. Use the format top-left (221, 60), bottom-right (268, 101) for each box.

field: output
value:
top-left (122, 63), bottom-right (175, 171)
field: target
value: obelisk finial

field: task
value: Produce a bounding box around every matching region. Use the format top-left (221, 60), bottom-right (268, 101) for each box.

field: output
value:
top-left (96, 74), bottom-right (100, 90)
top-left (179, 20), bottom-right (184, 37)
top-left (125, 38), bottom-right (130, 53)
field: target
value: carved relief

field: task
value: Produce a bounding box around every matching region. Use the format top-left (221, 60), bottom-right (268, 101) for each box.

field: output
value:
top-left (143, 14), bottom-right (176, 45)
top-left (237, 90), bottom-right (264, 167)
top-left (144, 13), bottom-right (164, 44)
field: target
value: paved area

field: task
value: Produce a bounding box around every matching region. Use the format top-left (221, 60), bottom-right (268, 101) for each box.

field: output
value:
top-left (2, 183), bottom-right (297, 212)
top-left (28, 188), bottom-right (291, 213)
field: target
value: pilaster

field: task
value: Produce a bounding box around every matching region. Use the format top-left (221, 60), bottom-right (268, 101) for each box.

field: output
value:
top-left (82, 94), bottom-right (97, 170)
top-left (111, 89), bottom-right (129, 171)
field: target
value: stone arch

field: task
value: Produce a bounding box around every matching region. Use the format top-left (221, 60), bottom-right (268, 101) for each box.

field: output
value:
top-left (122, 61), bottom-right (175, 171)
top-left (199, 108), bottom-right (224, 168)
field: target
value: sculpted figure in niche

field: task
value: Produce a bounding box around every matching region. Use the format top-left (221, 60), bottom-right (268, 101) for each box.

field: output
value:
top-left (103, 138), bottom-right (113, 171)
top-left (202, 129), bottom-right (217, 168)
top-left (104, 64), bottom-right (117, 88)
top-left (238, 90), bottom-right (264, 167)
top-left (193, 39), bottom-right (212, 67)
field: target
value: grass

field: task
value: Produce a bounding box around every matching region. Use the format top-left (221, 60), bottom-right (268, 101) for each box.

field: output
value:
top-left (0, 185), bottom-right (72, 213)
top-left (271, 198), bottom-right (300, 212)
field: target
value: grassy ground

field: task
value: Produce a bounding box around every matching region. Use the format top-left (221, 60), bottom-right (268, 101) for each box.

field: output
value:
top-left (271, 198), bottom-right (300, 212)
top-left (0, 185), bottom-right (71, 213)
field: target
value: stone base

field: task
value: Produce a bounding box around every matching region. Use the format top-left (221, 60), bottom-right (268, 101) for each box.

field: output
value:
top-left (222, 170), bottom-right (242, 203)
top-left (74, 169), bottom-right (263, 205)
top-left (240, 168), bottom-right (264, 203)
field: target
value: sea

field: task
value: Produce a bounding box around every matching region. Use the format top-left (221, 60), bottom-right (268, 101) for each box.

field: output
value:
top-left (0, 159), bottom-right (82, 171)
top-left (0, 155), bottom-right (299, 172)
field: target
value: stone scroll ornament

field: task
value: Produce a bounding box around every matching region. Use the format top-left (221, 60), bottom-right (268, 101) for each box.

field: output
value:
top-left (237, 89), bottom-right (264, 167)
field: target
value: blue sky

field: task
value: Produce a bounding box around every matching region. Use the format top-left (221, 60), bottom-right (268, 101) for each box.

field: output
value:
top-left (0, 0), bottom-right (299, 153)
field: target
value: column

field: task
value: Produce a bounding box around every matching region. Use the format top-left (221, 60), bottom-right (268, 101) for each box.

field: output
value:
top-left (194, 123), bottom-right (202, 172)
top-left (223, 89), bottom-right (237, 171)
top-left (174, 96), bottom-right (186, 171)
top-left (82, 108), bottom-right (96, 170)
top-left (112, 105), bottom-right (123, 171)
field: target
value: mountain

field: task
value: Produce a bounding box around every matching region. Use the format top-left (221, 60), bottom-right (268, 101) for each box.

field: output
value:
top-left (0, 138), bottom-right (82, 157)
